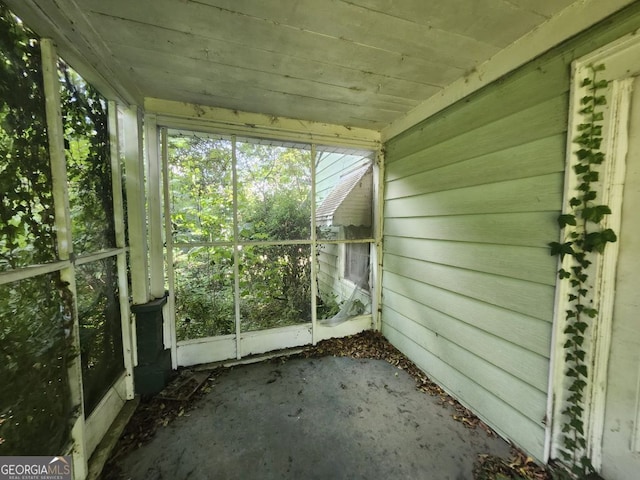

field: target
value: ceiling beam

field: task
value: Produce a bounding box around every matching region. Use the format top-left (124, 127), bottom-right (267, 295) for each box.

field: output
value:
top-left (145, 98), bottom-right (381, 150)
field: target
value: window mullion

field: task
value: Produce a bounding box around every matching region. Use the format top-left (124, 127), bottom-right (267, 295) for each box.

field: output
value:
top-left (161, 127), bottom-right (178, 368)
top-left (109, 101), bottom-right (135, 396)
top-left (109, 101), bottom-right (126, 251)
top-left (310, 144), bottom-right (318, 345)
top-left (0, 260), bottom-right (70, 285)
top-left (232, 135), bottom-right (242, 359)
top-left (372, 148), bottom-right (385, 331)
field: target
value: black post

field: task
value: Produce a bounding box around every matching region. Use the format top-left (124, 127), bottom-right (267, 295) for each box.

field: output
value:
top-left (131, 293), bottom-right (172, 395)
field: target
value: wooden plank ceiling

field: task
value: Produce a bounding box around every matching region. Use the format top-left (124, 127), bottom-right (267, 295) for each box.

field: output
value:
top-left (8, 0), bottom-right (578, 130)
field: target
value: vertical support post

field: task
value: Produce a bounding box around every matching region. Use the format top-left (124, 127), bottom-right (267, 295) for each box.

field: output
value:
top-left (161, 128), bottom-right (178, 368)
top-left (310, 144), bottom-right (318, 345)
top-left (372, 147), bottom-right (385, 331)
top-left (108, 101), bottom-right (135, 399)
top-left (232, 136), bottom-right (242, 359)
top-left (145, 114), bottom-right (164, 300)
top-left (41, 38), bottom-right (87, 480)
top-left (122, 106), bottom-right (149, 307)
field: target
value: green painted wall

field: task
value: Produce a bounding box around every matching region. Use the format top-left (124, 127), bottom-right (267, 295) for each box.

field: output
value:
top-left (381, 3), bottom-right (640, 460)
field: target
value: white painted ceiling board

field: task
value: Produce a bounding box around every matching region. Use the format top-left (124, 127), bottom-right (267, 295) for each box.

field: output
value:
top-left (191, 0), bottom-right (501, 63)
top-left (4, 0), bottom-right (632, 134)
top-left (88, 14), bottom-right (439, 101)
top-left (327, 0), bottom-right (550, 46)
top-left (99, 40), bottom-right (429, 110)
top-left (506, 0), bottom-right (578, 18)
top-left (85, 2), bottom-right (469, 86)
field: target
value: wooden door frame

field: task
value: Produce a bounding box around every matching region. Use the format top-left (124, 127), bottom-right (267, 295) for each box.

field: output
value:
top-left (547, 32), bottom-right (640, 469)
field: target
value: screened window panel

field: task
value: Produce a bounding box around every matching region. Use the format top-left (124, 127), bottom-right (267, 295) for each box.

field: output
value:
top-left (167, 135), bottom-right (234, 243)
top-left (76, 257), bottom-right (124, 415)
top-left (173, 246), bottom-right (235, 341)
top-left (0, 272), bottom-right (74, 455)
top-left (239, 244), bottom-right (311, 331)
top-left (314, 151), bottom-right (373, 241)
top-left (59, 60), bottom-right (115, 255)
top-left (236, 142), bottom-right (311, 241)
top-left (316, 242), bottom-right (371, 322)
top-left (0, 8), bottom-right (56, 272)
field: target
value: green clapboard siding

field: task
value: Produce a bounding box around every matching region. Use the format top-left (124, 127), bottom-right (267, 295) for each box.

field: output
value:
top-left (385, 173), bottom-right (563, 217)
top-left (383, 289), bottom-right (549, 394)
top-left (317, 244), bottom-right (339, 295)
top-left (382, 271), bottom-right (552, 357)
top-left (385, 134), bottom-right (566, 200)
top-left (384, 237), bottom-right (557, 286)
top-left (382, 322), bottom-right (546, 456)
top-left (380, 2), bottom-right (640, 461)
top-left (385, 95), bottom-right (569, 182)
top-left (384, 254), bottom-right (555, 321)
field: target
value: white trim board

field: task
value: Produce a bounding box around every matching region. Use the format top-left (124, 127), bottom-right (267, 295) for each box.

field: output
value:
top-left (547, 30), bottom-right (640, 468)
top-left (145, 98), bottom-right (380, 150)
top-left (84, 373), bottom-right (128, 459)
top-left (381, 0), bottom-right (637, 141)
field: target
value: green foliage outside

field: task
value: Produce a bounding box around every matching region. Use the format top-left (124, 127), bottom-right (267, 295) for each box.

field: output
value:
top-left (0, 6), bottom-right (74, 455)
top-left (0, 7), bottom-right (55, 271)
top-left (168, 136), bottom-right (313, 340)
top-left (75, 258), bottom-right (123, 414)
top-left (173, 246), bottom-right (235, 338)
top-left (0, 274), bottom-right (75, 455)
top-left (238, 244), bottom-right (311, 332)
top-left (168, 136), bottom-right (233, 243)
top-left (0, 3), bottom-right (125, 456)
top-left (59, 60), bottom-right (115, 254)
top-left (59, 61), bottom-right (124, 415)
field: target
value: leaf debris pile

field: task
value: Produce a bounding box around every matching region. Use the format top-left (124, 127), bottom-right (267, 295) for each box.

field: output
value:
top-left (474, 449), bottom-right (552, 480)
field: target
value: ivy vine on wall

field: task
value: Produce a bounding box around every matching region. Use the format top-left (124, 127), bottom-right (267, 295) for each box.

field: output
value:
top-left (549, 63), bottom-right (616, 478)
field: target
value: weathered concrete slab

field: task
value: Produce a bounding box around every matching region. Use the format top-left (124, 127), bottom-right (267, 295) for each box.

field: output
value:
top-left (110, 356), bottom-right (510, 479)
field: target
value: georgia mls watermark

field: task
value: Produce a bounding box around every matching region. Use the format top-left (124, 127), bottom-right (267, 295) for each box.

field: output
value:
top-left (0, 456), bottom-right (72, 480)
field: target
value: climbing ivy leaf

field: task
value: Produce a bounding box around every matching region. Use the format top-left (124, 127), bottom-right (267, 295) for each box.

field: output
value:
top-left (549, 241), bottom-right (574, 258)
top-left (582, 205), bottom-right (611, 223)
top-left (573, 163), bottom-right (589, 174)
top-left (569, 197), bottom-right (582, 208)
top-left (584, 229), bottom-right (617, 253)
top-left (582, 171), bottom-right (599, 183)
top-left (558, 269), bottom-right (571, 280)
top-left (557, 214), bottom-right (576, 228)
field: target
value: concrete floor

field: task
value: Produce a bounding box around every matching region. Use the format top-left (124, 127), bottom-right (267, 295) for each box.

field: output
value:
top-left (113, 356), bottom-right (511, 480)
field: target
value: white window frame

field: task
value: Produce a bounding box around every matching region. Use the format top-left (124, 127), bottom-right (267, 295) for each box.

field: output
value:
top-left (150, 111), bottom-right (383, 366)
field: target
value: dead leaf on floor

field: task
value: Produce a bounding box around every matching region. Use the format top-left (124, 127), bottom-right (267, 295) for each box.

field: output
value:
top-left (474, 448), bottom-right (553, 480)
